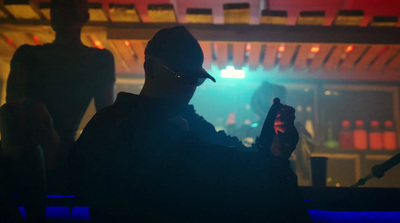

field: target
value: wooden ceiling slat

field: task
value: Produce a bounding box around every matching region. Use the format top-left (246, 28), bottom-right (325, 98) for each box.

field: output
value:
top-left (130, 40), bottom-right (146, 65)
top-left (383, 52), bottom-right (400, 73)
top-left (186, 8), bottom-right (212, 24)
top-left (297, 11), bottom-right (325, 26)
top-left (110, 40), bottom-right (139, 73)
top-left (216, 42), bottom-right (228, 69)
top-left (88, 3), bottom-right (108, 22)
top-left (38, 2), bottom-right (50, 20)
top-left (232, 42), bottom-right (245, 69)
top-left (223, 3), bottom-right (250, 24)
top-left (2, 0), bottom-right (41, 19)
top-left (309, 44), bottom-right (332, 72)
top-left (198, 41), bottom-right (212, 70)
top-left (354, 45), bottom-right (385, 73)
top-left (370, 47), bottom-right (399, 72)
top-left (293, 44), bottom-right (312, 71)
top-left (108, 39), bottom-right (129, 75)
top-left (323, 45), bottom-right (347, 72)
top-left (32, 31), bottom-right (54, 44)
top-left (370, 16), bottom-right (398, 27)
top-left (333, 10), bottom-right (364, 26)
top-left (109, 4), bottom-right (141, 23)
top-left (81, 34), bottom-right (94, 48)
top-left (339, 45), bottom-right (367, 72)
top-left (260, 10), bottom-right (287, 25)
top-left (263, 43), bottom-right (278, 70)
top-left (148, 4), bottom-right (176, 23)
top-left (3, 32), bottom-right (35, 47)
top-left (0, 6), bottom-right (9, 18)
top-left (0, 37), bottom-right (15, 57)
top-left (248, 43), bottom-right (262, 70)
top-left (279, 44), bottom-right (296, 71)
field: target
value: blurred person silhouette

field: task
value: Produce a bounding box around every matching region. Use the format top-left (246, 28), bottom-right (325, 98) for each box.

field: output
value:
top-left (71, 26), bottom-right (311, 222)
top-left (0, 0), bottom-right (115, 221)
top-left (248, 81), bottom-right (314, 185)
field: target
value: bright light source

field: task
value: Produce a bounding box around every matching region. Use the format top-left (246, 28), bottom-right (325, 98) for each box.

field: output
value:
top-left (221, 66), bottom-right (245, 79)
top-left (214, 44), bottom-right (218, 50)
top-left (345, 45), bottom-right (354, 53)
top-left (32, 35), bottom-right (41, 45)
top-left (93, 40), bottom-right (104, 49)
top-left (278, 45), bottom-right (285, 53)
top-left (124, 40), bottom-right (131, 47)
top-left (310, 46), bottom-right (320, 53)
top-left (246, 43), bottom-right (251, 51)
top-left (6, 38), bottom-right (16, 48)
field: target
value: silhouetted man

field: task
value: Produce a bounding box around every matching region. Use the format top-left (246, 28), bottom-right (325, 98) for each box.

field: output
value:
top-left (72, 26), bottom-right (310, 222)
top-left (0, 0), bottom-right (115, 221)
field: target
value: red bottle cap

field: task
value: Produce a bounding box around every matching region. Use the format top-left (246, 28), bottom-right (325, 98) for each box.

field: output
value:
top-left (371, 121), bottom-right (379, 127)
top-left (385, 121), bottom-right (394, 127)
top-left (355, 120), bottom-right (364, 126)
top-left (342, 120), bottom-right (350, 127)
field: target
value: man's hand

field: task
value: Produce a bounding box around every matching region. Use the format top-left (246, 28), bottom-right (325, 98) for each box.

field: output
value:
top-left (271, 105), bottom-right (299, 159)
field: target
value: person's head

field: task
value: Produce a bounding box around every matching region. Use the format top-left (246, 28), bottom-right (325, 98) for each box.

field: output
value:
top-left (251, 81), bottom-right (287, 118)
top-left (50, 0), bottom-right (89, 33)
top-left (142, 26), bottom-right (215, 109)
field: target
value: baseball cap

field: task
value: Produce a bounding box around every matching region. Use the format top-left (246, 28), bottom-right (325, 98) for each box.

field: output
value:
top-left (145, 26), bottom-right (216, 83)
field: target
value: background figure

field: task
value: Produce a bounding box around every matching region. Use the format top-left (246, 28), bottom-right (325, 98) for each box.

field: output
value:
top-left (242, 81), bottom-right (314, 184)
top-left (0, 0), bottom-right (115, 221)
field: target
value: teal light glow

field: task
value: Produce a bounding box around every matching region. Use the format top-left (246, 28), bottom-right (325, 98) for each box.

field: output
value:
top-left (221, 66), bottom-right (245, 79)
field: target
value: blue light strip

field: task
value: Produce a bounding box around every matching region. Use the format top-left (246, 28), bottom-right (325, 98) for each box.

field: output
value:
top-left (17, 207), bottom-right (400, 221)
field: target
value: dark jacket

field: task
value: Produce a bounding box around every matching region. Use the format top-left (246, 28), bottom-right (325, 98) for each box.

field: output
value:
top-left (70, 92), bottom-right (311, 222)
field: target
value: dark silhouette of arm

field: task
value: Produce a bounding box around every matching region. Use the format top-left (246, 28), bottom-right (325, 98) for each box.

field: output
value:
top-left (94, 49), bottom-right (116, 111)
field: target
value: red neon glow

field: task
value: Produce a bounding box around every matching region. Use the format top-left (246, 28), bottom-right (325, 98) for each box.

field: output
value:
top-left (214, 44), bottom-right (218, 51)
top-left (371, 121), bottom-right (379, 127)
top-left (124, 40), bottom-right (131, 47)
top-left (32, 35), bottom-right (41, 45)
top-left (5, 38), bottom-right (17, 49)
top-left (94, 40), bottom-right (104, 49)
top-left (246, 44), bottom-right (251, 51)
top-left (310, 46), bottom-right (320, 53)
top-left (345, 45), bottom-right (354, 53)
top-left (278, 45), bottom-right (285, 53)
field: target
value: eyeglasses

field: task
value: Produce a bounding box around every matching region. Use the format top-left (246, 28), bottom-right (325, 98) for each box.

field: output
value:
top-left (161, 64), bottom-right (206, 87)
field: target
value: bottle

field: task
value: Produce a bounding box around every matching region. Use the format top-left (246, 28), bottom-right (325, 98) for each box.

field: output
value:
top-left (226, 112), bottom-right (236, 136)
top-left (353, 120), bottom-right (368, 150)
top-left (383, 121), bottom-right (397, 150)
top-left (369, 121), bottom-right (383, 150)
top-left (339, 120), bottom-right (353, 150)
top-left (296, 105), bottom-right (305, 124)
top-left (324, 121), bottom-right (339, 149)
top-left (305, 106), bottom-right (315, 139)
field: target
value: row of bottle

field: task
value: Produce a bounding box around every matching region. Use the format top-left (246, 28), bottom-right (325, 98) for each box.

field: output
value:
top-left (339, 120), bottom-right (397, 150)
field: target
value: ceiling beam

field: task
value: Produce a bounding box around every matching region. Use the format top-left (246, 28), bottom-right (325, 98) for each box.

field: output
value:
top-left (106, 23), bottom-right (400, 44)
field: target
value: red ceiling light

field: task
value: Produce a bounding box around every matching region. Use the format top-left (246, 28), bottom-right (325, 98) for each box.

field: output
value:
top-left (310, 46), bottom-right (320, 53)
top-left (278, 45), bottom-right (285, 53)
top-left (1, 34), bottom-right (17, 49)
top-left (124, 40), bottom-right (131, 47)
top-left (245, 43), bottom-right (251, 51)
top-left (6, 38), bottom-right (15, 47)
top-left (93, 40), bottom-right (104, 49)
top-left (32, 35), bottom-right (41, 45)
top-left (345, 45), bottom-right (354, 53)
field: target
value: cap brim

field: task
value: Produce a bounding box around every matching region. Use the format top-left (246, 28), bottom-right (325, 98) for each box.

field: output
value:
top-left (196, 68), bottom-right (216, 83)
